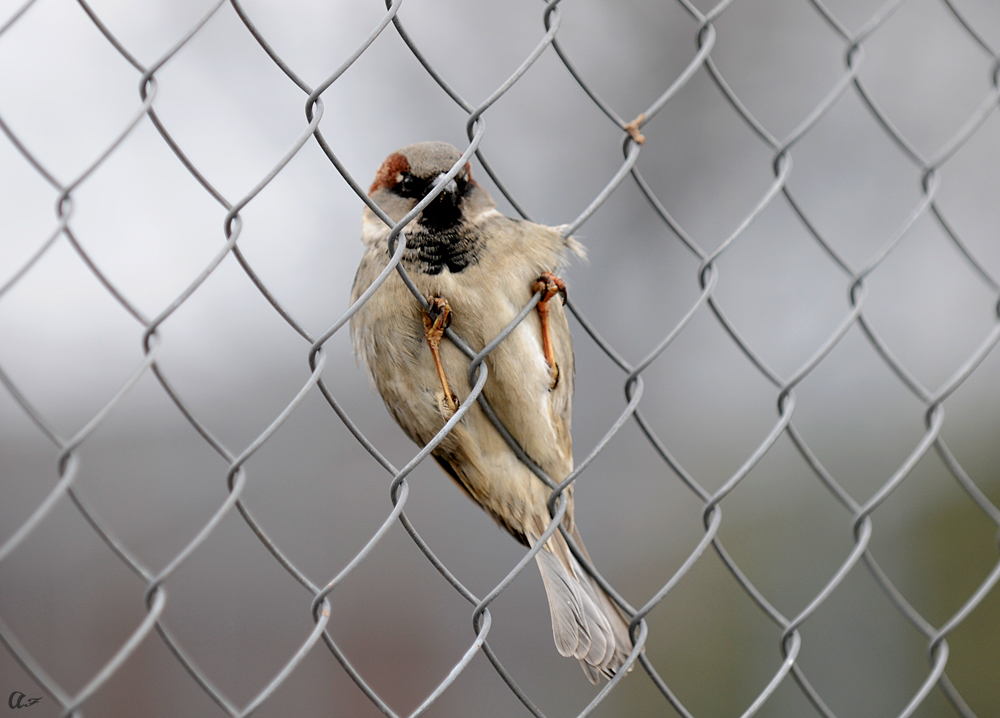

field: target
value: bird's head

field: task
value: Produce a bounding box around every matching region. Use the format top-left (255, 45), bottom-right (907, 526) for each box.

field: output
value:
top-left (368, 141), bottom-right (494, 229)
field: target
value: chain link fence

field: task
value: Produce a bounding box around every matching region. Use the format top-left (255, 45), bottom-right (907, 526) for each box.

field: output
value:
top-left (1, 0), bottom-right (999, 716)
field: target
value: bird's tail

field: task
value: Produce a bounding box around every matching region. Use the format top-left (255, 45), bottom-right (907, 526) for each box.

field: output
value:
top-left (532, 525), bottom-right (633, 683)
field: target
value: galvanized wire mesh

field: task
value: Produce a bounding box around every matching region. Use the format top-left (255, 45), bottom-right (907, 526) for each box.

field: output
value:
top-left (1, 0), bottom-right (998, 716)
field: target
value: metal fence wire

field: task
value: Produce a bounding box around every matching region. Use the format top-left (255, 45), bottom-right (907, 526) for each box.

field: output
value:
top-left (1, 0), bottom-right (999, 716)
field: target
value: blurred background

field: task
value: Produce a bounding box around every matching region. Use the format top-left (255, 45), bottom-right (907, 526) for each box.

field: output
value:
top-left (1, 0), bottom-right (998, 716)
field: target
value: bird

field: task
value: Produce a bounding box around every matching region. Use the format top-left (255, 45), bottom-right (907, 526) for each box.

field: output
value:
top-left (350, 141), bottom-right (633, 682)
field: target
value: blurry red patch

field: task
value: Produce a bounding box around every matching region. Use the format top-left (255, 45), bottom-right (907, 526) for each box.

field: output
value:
top-left (370, 152), bottom-right (410, 194)
top-left (464, 162), bottom-right (476, 184)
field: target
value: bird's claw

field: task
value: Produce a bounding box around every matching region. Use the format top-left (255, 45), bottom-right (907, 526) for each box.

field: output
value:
top-left (533, 272), bottom-right (566, 390)
top-left (422, 296), bottom-right (452, 342)
top-left (533, 272), bottom-right (567, 306)
top-left (423, 296), bottom-right (460, 413)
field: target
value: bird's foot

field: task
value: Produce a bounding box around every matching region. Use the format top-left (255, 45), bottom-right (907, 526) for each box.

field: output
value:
top-left (532, 272), bottom-right (566, 390)
top-left (423, 296), bottom-right (460, 413)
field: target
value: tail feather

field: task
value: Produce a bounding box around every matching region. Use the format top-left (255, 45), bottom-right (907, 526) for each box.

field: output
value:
top-left (533, 529), bottom-right (632, 683)
top-left (567, 525), bottom-right (634, 665)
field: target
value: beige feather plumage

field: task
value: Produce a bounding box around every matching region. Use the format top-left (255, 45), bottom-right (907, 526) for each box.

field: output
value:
top-left (350, 142), bottom-right (632, 682)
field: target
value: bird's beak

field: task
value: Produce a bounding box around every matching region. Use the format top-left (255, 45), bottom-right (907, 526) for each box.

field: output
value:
top-left (433, 172), bottom-right (458, 198)
top-left (419, 171), bottom-right (463, 227)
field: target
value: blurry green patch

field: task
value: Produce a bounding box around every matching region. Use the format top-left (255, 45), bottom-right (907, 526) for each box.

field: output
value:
top-left (909, 496), bottom-right (1000, 716)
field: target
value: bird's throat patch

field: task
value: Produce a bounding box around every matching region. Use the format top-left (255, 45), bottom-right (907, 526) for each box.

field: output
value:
top-left (402, 225), bottom-right (482, 275)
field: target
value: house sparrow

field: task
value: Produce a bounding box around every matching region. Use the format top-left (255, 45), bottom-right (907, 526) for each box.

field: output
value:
top-left (350, 141), bottom-right (632, 682)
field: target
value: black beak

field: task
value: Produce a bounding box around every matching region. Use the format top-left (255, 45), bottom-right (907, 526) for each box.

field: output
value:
top-left (430, 172), bottom-right (459, 208)
top-left (420, 172), bottom-right (462, 228)
top-left (433, 172), bottom-right (458, 196)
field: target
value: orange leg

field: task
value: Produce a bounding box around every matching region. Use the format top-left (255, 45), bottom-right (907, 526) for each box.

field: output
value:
top-left (423, 296), bottom-right (460, 413)
top-left (532, 272), bottom-right (566, 390)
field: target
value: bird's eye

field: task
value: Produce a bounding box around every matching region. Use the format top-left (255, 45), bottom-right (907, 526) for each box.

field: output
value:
top-left (398, 174), bottom-right (416, 194)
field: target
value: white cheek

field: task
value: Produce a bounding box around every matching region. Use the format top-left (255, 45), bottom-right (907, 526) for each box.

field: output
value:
top-left (472, 207), bottom-right (504, 222)
top-left (362, 215), bottom-right (388, 243)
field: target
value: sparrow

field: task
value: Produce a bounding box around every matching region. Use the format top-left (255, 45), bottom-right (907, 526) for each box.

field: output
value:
top-left (350, 141), bottom-right (632, 682)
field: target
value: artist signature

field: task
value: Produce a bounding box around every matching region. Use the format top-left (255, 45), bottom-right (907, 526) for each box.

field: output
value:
top-left (7, 693), bottom-right (41, 710)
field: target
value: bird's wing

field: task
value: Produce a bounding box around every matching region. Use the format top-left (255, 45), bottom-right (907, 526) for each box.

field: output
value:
top-left (471, 216), bottom-right (577, 484)
top-left (546, 289), bottom-right (575, 455)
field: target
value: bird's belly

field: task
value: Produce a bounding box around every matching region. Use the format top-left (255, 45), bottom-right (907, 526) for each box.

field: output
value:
top-left (360, 266), bottom-right (574, 536)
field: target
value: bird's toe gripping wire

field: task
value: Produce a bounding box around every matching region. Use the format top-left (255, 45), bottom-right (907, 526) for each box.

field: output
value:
top-left (423, 296), bottom-right (460, 414)
top-left (532, 272), bottom-right (566, 390)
